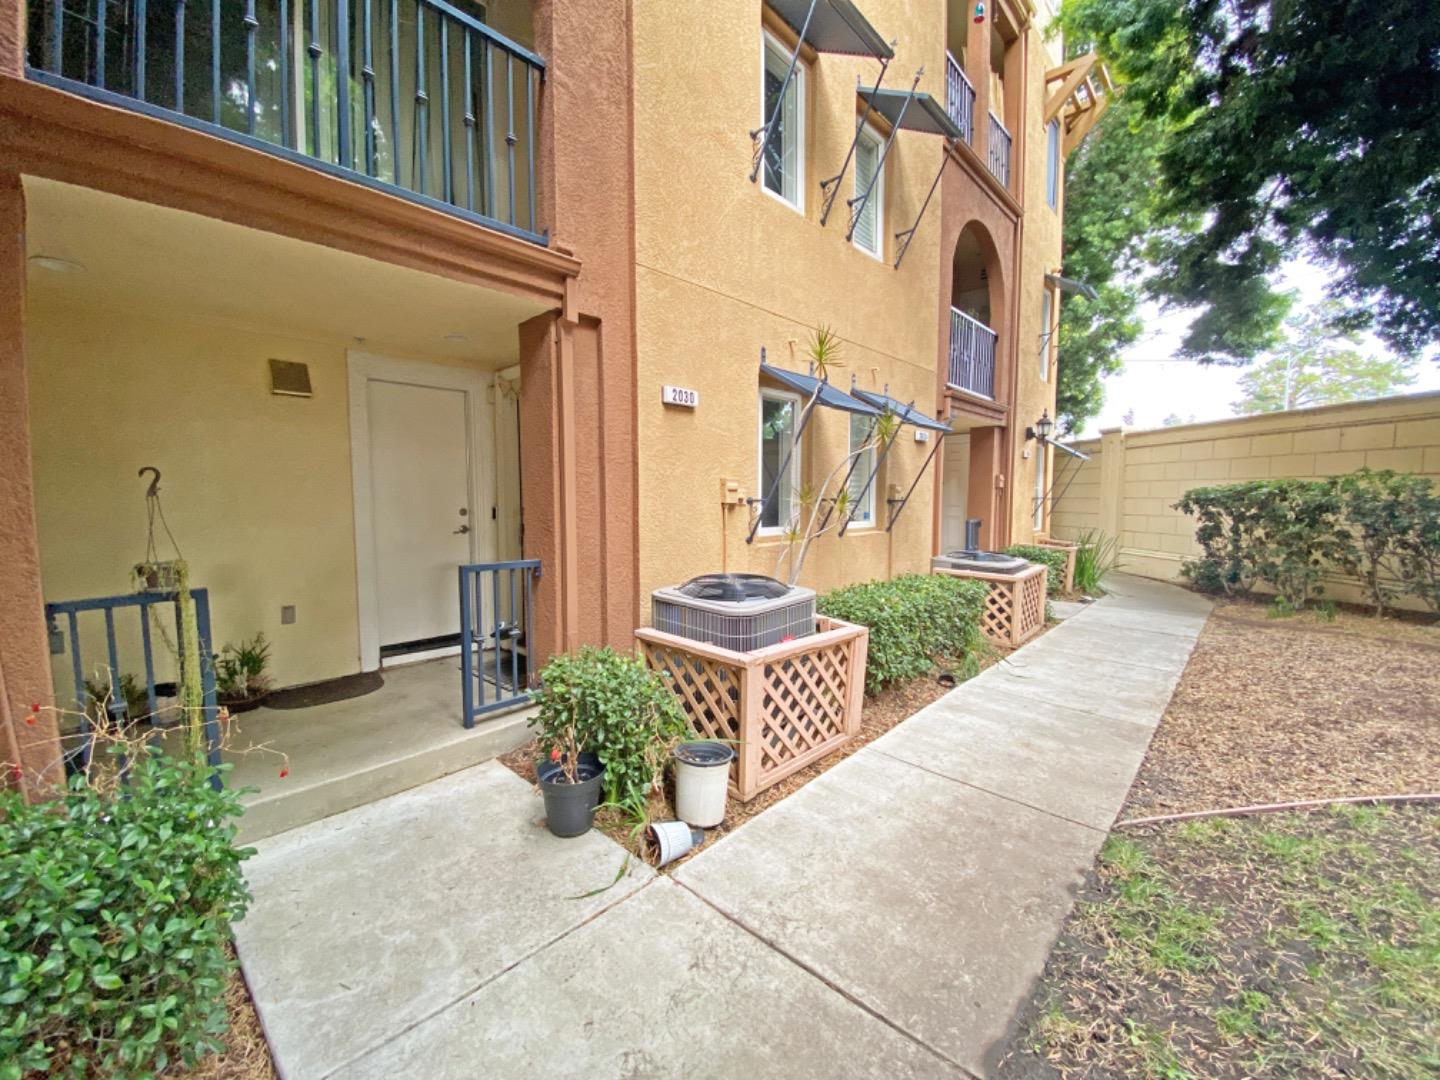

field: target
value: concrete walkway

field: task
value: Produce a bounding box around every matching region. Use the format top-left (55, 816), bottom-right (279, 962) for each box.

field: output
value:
top-left (235, 574), bottom-right (1210, 1079)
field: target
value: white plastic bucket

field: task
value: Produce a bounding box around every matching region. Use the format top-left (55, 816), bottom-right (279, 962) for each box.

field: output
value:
top-left (673, 741), bottom-right (736, 828)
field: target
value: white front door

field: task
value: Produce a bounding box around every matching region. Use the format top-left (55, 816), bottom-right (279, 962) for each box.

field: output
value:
top-left (367, 379), bottom-right (474, 651)
top-left (940, 432), bottom-right (971, 552)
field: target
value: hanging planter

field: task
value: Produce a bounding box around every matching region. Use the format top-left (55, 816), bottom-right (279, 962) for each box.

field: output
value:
top-left (133, 559), bottom-right (185, 593)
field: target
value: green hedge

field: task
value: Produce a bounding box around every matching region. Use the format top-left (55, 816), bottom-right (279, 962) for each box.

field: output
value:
top-left (0, 751), bottom-right (251, 1079)
top-left (1175, 469), bottom-right (1440, 614)
top-left (817, 573), bottom-right (988, 694)
top-left (1004, 545), bottom-right (1069, 594)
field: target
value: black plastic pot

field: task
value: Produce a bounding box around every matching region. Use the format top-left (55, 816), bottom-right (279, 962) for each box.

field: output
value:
top-left (535, 752), bottom-right (605, 838)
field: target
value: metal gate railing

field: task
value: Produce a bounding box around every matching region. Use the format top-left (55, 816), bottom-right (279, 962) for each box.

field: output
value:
top-left (459, 560), bottom-right (540, 727)
top-left (44, 588), bottom-right (221, 778)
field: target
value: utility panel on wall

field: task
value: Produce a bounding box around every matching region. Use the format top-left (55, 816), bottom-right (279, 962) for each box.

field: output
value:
top-left (269, 359), bottom-right (313, 398)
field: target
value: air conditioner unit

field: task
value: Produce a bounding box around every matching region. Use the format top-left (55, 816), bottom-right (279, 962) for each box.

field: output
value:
top-left (651, 574), bottom-right (816, 652)
top-left (932, 550), bottom-right (1032, 575)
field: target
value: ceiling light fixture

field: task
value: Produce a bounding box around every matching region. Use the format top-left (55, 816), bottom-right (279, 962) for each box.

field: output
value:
top-left (27, 255), bottom-right (86, 274)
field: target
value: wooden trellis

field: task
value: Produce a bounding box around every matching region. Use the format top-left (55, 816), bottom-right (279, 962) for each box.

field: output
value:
top-left (636, 616), bottom-right (869, 801)
top-left (1033, 536), bottom-right (1078, 594)
top-left (933, 563), bottom-right (1047, 648)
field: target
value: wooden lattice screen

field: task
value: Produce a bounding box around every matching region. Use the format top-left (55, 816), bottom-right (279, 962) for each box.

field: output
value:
top-left (933, 563), bottom-right (1047, 647)
top-left (1033, 536), bottom-right (1078, 593)
top-left (636, 617), bottom-right (869, 801)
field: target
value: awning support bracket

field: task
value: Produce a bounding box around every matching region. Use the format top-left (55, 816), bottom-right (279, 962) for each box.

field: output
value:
top-left (886, 433), bottom-right (947, 532)
top-left (818, 55), bottom-right (893, 226)
top-left (893, 137), bottom-right (954, 269)
top-left (845, 67), bottom-right (921, 243)
top-left (749, 0), bottom-right (819, 184)
top-left (838, 390), bottom-right (913, 537)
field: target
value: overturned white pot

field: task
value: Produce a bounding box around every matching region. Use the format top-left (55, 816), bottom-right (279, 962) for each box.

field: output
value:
top-left (673, 741), bottom-right (736, 828)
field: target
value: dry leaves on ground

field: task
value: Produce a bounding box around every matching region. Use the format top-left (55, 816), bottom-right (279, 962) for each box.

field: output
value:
top-left (1124, 598), bottom-right (1440, 819)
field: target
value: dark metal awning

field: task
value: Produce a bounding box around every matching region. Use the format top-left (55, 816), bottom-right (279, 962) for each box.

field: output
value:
top-left (852, 388), bottom-right (952, 433)
top-left (1044, 437), bottom-right (1092, 461)
top-left (1046, 273), bottom-right (1099, 301)
top-left (761, 363), bottom-right (882, 416)
top-left (767, 0), bottom-right (894, 59)
top-left (856, 87), bottom-right (963, 140)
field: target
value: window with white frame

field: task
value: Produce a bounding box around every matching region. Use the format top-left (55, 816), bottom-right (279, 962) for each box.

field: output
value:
top-left (852, 125), bottom-right (884, 257)
top-left (759, 390), bottom-right (800, 532)
top-left (761, 34), bottom-right (804, 209)
top-left (1040, 288), bottom-right (1053, 381)
top-left (1045, 119), bottom-right (1061, 209)
top-left (847, 413), bottom-right (877, 525)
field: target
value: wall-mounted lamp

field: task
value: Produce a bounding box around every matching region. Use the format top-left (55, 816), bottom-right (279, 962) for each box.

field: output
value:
top-left (1026, 410), bottom-right (1054, 442)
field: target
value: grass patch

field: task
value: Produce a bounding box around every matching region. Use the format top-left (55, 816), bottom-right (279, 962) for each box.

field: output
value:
top-left (1001, 806), bottom-right (1440, 1079)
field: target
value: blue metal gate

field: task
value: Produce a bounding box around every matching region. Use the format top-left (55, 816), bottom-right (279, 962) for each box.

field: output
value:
top-left (459, 560), bottom-right (541, 726)
top-left (44, 588), bottom-right (221, 777)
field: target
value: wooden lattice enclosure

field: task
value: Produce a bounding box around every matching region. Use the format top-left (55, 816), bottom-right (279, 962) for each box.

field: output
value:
top-left (1033, 536), bottom-right (1078, 594)
top-left (933, 564), bottom-right (1047, 647)
top-left (635, 617), bottom-right (869, 802)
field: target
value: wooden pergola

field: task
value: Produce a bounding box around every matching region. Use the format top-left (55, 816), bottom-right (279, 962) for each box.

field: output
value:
top-left (1043, 53), bottom-right (1116, 155)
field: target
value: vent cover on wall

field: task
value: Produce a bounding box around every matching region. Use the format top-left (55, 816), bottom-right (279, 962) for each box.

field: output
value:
top-left (269, 359), bottom-right (313, 398)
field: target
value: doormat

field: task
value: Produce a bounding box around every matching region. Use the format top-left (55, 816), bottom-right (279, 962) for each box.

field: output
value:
top-left (266, 671), bottom-right (385, 710)
top-left (477, 649), bottom-right (529, 693)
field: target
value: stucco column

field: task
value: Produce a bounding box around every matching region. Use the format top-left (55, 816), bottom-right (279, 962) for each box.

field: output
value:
top-left (1098, 426), bottom-right (1126, 544)
top-left (0, 171), bottom-right (61, 798)
top-left (1, 0), bottom-right (23, 75)
top-left (967, 426), bottom-right (1004, 549)
top-left (966, 4), bottom-right (991, 168)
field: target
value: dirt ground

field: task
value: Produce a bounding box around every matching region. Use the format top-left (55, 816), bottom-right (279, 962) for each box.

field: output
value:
top-left (999, 594), bottom-right (1440, 1080)
top-left (1125, 596), bottom-right (1440, 819)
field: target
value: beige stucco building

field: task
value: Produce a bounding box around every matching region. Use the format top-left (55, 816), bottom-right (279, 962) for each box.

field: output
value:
top-left (0, 0), bottom-right (1106, 798)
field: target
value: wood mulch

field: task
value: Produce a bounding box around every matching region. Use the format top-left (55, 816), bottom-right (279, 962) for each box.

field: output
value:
top-left (1124, 595), bottom-right (1440, 820)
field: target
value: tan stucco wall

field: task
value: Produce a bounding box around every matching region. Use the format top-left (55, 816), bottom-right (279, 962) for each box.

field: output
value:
top-left (1049, 393), bottom-right (1440, 607)
top-left (27, 296), bottom-right (365, 689)
top-left (1006, 5), bottom-right (1063, 545)
top-left (631, 1), bottom-right (953, 603)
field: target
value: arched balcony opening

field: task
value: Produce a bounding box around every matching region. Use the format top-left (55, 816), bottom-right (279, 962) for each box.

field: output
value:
top-left (949, 224), bottom-right (1002, 399)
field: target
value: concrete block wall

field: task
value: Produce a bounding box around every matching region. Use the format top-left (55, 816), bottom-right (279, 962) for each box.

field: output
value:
top-left (1049, 391), bottom-right (1440, 607)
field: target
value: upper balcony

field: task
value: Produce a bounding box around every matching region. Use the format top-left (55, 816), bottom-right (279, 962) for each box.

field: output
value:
top-left (944, 51), bottom-right (974, 147)
top-left (23, 0), bottom-right (546, 244)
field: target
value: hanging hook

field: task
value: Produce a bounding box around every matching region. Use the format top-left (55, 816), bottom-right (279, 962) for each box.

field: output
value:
top-left (138, 466), bottom-right (161, 498)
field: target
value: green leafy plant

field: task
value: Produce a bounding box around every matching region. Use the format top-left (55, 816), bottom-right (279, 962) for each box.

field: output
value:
top-left (1175, 479), bottom-right (1350, 607)
top-left (1005, 545), bottom-right (1069, 594)
top-left (532, 647), bottom-right (691, 814)
top-left (82, 673), bottom-right (147, 723)
top-left (1072, 529), bottom-right (1120, 594)
top-left (1341, 469), bottom-right (1440, 615)
top-left (215, 633), bottom-right (273, 702)
top-left (818, 574), bottom-right (987, 694)
top-left (0, 749), bottom-right (251, 1079)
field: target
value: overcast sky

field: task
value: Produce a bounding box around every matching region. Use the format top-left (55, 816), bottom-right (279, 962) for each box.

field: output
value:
top-left (1071, 262), bottom-right (1440, 440)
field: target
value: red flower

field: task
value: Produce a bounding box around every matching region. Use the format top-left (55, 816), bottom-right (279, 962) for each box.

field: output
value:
top-left (24, 714), bottom-right (35, 726)
top-left (549, 747), bottom-right (562, 762)
top-left (780, 634), bottom-right (796, 643)
top-left (8, 765), bottom-right (21, 781)
top-left (278, 768), bottom-right (289, 779)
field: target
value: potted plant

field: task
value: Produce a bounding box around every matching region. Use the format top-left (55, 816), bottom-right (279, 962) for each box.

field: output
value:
top-left (672, 740), bottom-right (736, 828)
top-left (215, 633), bottom-right (274, 713)
top-left (531, 646), bottom-right (691, 838)
top-left (133, 559), bottom-right (186, 593)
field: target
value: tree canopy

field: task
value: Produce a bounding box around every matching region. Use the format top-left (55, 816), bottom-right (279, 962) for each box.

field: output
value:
top-left (1054, 95), bottom-right (1167, 433)
top-left (1058, 0), bottom-right (1440, 366)
top-left (1232, 304), bottom-right (1418, 415)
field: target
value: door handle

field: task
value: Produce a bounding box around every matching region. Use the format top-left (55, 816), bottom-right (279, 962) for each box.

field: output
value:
top-left (453, 524), bottom-right (471, 535)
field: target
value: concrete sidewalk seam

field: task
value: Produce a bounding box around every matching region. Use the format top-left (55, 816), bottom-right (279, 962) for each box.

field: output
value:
top-left (866, 748), bottom-right (1110, 836)
top-left (320, 863), bottom-right (655, 1079)
top-left (675, 880), bottom-right (980, 1080)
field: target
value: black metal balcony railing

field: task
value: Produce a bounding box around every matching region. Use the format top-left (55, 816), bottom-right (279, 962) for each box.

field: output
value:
top-left (944, 51), bottom-right (974, 146)
top-left (26, 0), bottom-right (545, 242)
top-left (987, 111), bottom-right (1011, 189)
top-left (949, 306), bottom-right (997, 399)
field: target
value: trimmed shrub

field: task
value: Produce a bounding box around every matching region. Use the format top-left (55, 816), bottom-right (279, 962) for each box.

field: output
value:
top-left (1175, 470), bottom-right (1440, 613)
top-left (0, 750), bottom-right (251, 1079)
top-left (1174, 478), bottom-right (1349, 606)
top-left (533, 646), bottom-right (691, 815)
top-left (1005, 545), bottom-right (1069, 594)
top-left (818, 573), bottom-right (987, 694)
